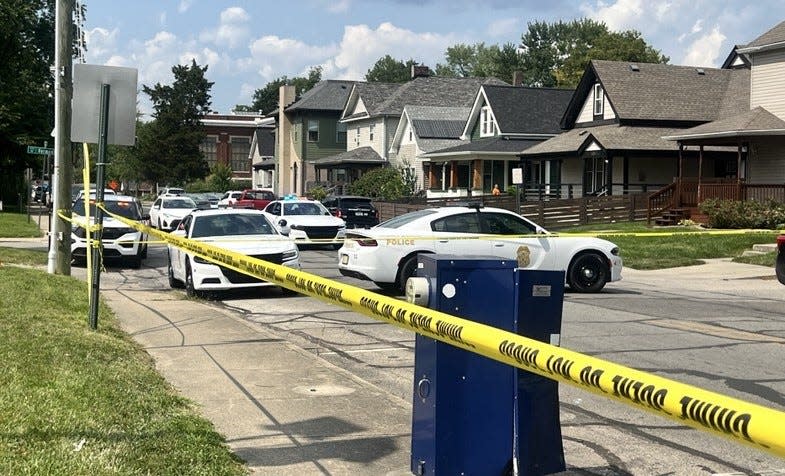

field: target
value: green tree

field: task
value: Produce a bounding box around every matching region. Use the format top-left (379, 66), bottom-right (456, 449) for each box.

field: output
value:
top-left (348, 167), bottom-right (408, 200)
top-left (435, 43), bottom-right (524, 83)
top-left (207, 162), bottom-right (234, 192)
top-left (137, 60), bottom-right (213, 185)
top-left (520, 18), bottom-right (668, 88)
top-left (241, 66), bottom-right (322, 115)
top-left (365, 55), bottom-right (419, 83)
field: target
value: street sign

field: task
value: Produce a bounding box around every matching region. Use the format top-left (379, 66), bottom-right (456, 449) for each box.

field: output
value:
top-left (27, 145), bottom-right (54, 156)
top-left (512, 167), bottom-right (523, 184)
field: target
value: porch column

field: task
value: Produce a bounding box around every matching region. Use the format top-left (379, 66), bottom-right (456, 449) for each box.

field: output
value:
top-left (605, 156), bottom-right (613, 196)
top-left (677, 143), bottom-right (683, 207)
top-left (450, 162), bottom-right (457, 188)
top-left (473, 160), bottom-right (482, 191)
top-left (427, 163), bottom-right (434, 189)
top-left (737, 142), bottom-right (743, 200)
top-left (697, 145), bottom-right (704, 203)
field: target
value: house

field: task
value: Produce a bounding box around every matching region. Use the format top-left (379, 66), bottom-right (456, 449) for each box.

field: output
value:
top-left (250, 126), bottom-right (276, 188)
top-left (274, 80), bottom-right (356, 196)
top-left (420, 85), bottom-right (573, 198)
top-left (199, 113), bottom-right (275, 184)
top-left (329, 70), bottom-right (508, 194)
top-left (519, 60), bottom-right (749, 201)
top-left (520, 20), bottom-right (785, 223)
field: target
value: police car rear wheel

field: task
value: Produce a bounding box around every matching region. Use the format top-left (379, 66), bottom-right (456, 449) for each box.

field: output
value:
top-left (568, 252), bottom-right (608, 293)
top-left (397, 256), bottom-right (418, 294)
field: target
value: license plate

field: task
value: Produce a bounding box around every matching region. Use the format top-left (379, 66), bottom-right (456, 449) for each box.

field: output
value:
top-left (356, 212), bottom-right (367, 216)
top-left (340, 254), bottom-right (349, 265)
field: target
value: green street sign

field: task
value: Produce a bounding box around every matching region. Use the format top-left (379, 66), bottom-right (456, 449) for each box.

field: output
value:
top-left (27, 145), bottom-right (54, 156)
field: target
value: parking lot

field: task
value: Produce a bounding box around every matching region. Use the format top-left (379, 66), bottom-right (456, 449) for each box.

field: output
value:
top-left (68, 238), bottom-right (785, 475)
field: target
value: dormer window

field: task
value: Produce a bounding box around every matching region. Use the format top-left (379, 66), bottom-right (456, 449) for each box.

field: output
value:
top-left (480, 106), bottom-right (495, 137)
top-left (593, 83), bottom-right (604, 117)
top-left (370, 123), bottom-right (375, 142)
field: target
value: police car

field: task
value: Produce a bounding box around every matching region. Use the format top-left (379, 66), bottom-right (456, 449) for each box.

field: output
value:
top-left (262, 198), bottom-right (346, 248)
top-left (167, 209), bottom-right (300, 297)
top-left (338, 205), bottom-right (623, 293)
top-left (71, 194), bottom-right (149, 268)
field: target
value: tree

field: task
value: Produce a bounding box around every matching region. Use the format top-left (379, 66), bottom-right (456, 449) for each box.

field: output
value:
top-left (519, 19), bottom-right (668, 88)
top-left (241, 66), bottom-right (322, 115)
top-left (348, 167), bottom-right (409, 200)
top-left (137, 60), bottom-right (214, 185)
top-left (365, 55), bottom-right (419, 83)
top-left (207, 163), bottom-right (234, 192)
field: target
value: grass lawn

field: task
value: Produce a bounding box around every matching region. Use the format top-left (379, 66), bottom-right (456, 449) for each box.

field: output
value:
top-left (557, 221), bottom-right (779, 270)
top-left (0, 257), bottom-right (247, 475)
top-left (0, 212), bottom-right (44, 238)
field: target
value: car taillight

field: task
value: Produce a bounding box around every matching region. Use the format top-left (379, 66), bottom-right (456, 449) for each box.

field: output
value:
top-left (336, 209), bottom-right (342, 218)
top-left (355, 238), bottom-right (378, 246)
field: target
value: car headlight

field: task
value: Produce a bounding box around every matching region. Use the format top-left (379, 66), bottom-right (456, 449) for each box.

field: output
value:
top-left (282, 249), bottom-right (298, 261)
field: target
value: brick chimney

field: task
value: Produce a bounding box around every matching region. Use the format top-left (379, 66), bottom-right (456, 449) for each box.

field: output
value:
top-left (512, 70), bottom-right (523, 86)
top-left (411, 64), bottom-right (431, 79)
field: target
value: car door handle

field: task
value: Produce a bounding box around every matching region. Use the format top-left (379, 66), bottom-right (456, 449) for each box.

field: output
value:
top-left (493, 243), bottom-right (504, 247)
top-left (438, 239), bottom-right (448, 243)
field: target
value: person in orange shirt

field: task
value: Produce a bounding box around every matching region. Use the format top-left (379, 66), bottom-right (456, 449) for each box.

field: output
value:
top-left (492, 184), bottom-right (501, 196)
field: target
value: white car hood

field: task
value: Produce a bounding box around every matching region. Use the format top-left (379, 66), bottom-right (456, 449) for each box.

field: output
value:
top-left (284, 215), bottom-right (344, 226)
top-left (195, 234), bottom-right (295, 254)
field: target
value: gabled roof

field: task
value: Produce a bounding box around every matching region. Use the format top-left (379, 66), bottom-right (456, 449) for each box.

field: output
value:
top-left (311, 146), bottom-right (385, 166)
top-left (562, 60), bottom-right (750, 127)
top-left (663, 107), bottom-right (785, 142)
top-left (284, 80), bottom-right (356, 113)
top-left (253, 128), bottom-right (275, 157)
top-left (389, 105), bottom-right (470, 154)
top-left (738, 20), bottom-right (785, 53)
top-left (521, 125), bottom-right (686, 157)
top-left (343, 76), bottom-right (507, 121)
top-left (480, 85), bottom-right (573, 135)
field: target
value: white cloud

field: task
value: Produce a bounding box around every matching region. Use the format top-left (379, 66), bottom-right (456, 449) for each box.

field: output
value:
top-left (681, 25), bottom-right (726, 66)
top-left (486, 18), bottom-right (519, 38)
top-left (580, 0), bottom-right (644, 31)
top-left (327, 0), bottom-right (351, 13)
top-left (144, 31), bottom-right (178, 57)
top-left (247, 35), bottom-right (337, 79)
top-left (84, 27), bottom-right (119, 62)
top-left (691, 19), bottom-right (703, 34)
top-left (178, 0), bottom-right (192, 13)
top-left (329, 23), bottom-right (456, 79)
top-left (199, 7), bottom-right (251, 49)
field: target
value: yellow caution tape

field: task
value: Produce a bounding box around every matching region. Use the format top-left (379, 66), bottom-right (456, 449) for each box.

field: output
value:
top-left (100, 204), bottom-right (785, 458)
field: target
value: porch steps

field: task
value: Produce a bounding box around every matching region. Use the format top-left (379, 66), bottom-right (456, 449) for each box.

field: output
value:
top-left (654, 208), bottom-right (708, 226)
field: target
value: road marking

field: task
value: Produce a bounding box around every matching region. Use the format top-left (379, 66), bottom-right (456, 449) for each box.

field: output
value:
top-left (646, 319), bottom-right (785, 343)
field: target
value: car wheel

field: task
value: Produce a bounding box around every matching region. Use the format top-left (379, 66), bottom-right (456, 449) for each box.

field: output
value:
top-left (141, 243), bottom-right (148, 259)
top-left (776, 250), bottom-right (785, 285)
top-left (168, 255), bottom-right (184, 289)
top-left (280, 286), bottom-right (298, 297)
top-left (374, 282), bottom-right (399, 293)
top-left (127, 254), bottom-right (142, 269)
top-left (72, 256), bottom-right (86, 267)
top-left (568, 252), bottom-right (608, 293)
top-left (397, 255), bottom-right (419, 294)
top-left (157, 218), bottom-right (163, 230)
top-left (185, 263), bottom-right (200, 298)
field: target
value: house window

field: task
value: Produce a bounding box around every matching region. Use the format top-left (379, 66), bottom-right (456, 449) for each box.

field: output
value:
top-left (199, 136), bottom-right (218, 170)
top-left (480, 106), bottom-right (495, 137)
top-left (308, 119), bottom-right (319, 142)
top-left (593, 83), bottom-right (604, 116)
top-left (336, 122), bottom-right (347, 143)
top-left (408, 128), bottom-right (413, 142)
top-left (230, 137), bottom-right (251, 172)
top-left (356, 127), bottom-right (360, 145)
top-left (369, 123), bottom-right (375, 142)
top-left (584, 156), bottom-right (606, 195)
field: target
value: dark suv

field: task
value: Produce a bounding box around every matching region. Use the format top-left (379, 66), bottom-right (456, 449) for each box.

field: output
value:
top-left (321, 196), bottom-right (379, 229)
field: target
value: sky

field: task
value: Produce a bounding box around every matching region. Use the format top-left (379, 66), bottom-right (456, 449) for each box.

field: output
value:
top-left (82, 0), bottom-right (785, 117)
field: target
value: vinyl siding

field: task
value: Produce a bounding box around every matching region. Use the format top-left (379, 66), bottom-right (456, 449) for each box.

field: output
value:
top-left (347, 117), bottom-right (388, 157)
top-left (751, 49), bottom-right (785, 119)
top-left (749, 138), bottom-right (785, 182)
top-left (576, 89), bottom-right (616, 124)
top-left (303, 113), bottom-right (346, 160)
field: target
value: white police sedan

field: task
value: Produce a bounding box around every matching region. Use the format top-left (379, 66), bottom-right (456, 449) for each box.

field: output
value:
top-left (338, 205), bottom-right (623, 293)
top-left (167, 209), bottom-right (300, 298)
top-left (262, 199), bottom-right (346, 249)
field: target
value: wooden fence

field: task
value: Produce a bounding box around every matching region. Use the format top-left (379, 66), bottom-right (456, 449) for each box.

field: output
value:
top-left (375, 193), bottom-right (651, 230)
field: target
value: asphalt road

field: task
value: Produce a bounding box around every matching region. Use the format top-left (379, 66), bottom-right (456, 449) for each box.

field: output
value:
top-left (70, 241), bottom-right (785, 475)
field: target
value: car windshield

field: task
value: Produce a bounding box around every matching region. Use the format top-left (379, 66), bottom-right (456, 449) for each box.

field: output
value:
top-left (283, 202), bottom-right (326, 216)
top-left (340, 198), bottom-right (373, 208)
top-left (73, 199), bottom-right (141, 220)
top-left (377, 209), bottom-right (437, 229)
top-left (191, 214), bottom-right (276, 238)
top-left (163, 198), bottom-right (196, 209)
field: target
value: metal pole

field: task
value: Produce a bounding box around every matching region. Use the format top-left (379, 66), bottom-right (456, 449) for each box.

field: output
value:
top-left (50, 0), bottom-right (74, 275)
top-left (88, 84), bottom-right (110, 330)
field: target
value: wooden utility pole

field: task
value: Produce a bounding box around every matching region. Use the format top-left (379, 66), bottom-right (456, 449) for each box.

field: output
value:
top-left (50, 0), bottom-right (74, 275)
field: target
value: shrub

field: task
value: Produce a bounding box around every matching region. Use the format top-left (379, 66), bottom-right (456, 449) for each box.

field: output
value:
top-left (699, 198), bottom-right (785, 229)
top-left (348, 167), bottom-right (409, 200)
top-left (308, 185), bottom-right (327, 201)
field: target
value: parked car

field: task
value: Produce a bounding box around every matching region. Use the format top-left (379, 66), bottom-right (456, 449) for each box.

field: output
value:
top-left (74, 188), bottom-right (116, 202)
top-left (231, 189), bottom-right (276, 210)
top-left (262, 199), bottom-right (346, 248)
top-left (321, 195), bottom-right (379, 229)
top-left (149, 196), bottom-right (197, 231)
top-left (167, 208), bottom-right (300, 297)
top-left (338, 205), bottom-right (623, 293)
top-left (184, 193), bottom-right (213, 210)
top-left (217, 190), bottom-right (244, 208)
top-left (777, 234), bottom-right (785, 285)
top-left (71, 194), bottom-right (149, 268)
top-left (158, 186), bottom-right (185, 197)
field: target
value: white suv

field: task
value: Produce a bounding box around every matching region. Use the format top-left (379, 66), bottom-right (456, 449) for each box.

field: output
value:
top-left (71, 195), bottom-right (149, 268)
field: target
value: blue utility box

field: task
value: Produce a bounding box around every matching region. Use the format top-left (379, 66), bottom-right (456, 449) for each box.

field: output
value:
top-left (410, 254), bottom-right (565, 476)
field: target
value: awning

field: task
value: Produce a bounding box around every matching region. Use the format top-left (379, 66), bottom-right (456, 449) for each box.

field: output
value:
top-left (311, 146), bottom-right (387, 167)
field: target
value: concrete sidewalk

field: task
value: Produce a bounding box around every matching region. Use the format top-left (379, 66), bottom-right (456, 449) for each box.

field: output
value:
top-left (104, 288), bottom-right (412, 475)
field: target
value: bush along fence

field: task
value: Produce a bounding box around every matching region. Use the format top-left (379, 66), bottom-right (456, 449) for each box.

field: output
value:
top-left (374, 193), bottom-right (651, 230)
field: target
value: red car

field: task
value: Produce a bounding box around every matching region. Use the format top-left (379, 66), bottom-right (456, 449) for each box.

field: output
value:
top-left (777, 234), bottom-right (785, 285)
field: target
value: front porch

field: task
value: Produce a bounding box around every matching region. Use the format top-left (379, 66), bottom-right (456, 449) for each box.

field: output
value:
top-left (647, 178), bottom-right (785, 224)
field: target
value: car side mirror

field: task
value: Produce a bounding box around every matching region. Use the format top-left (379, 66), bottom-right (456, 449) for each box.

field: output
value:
top-left (278, 219), bottom-right (287, 227)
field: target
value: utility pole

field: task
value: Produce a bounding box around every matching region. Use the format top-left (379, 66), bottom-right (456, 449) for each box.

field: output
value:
top-left (50, 0), bottom-right (74, 275)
